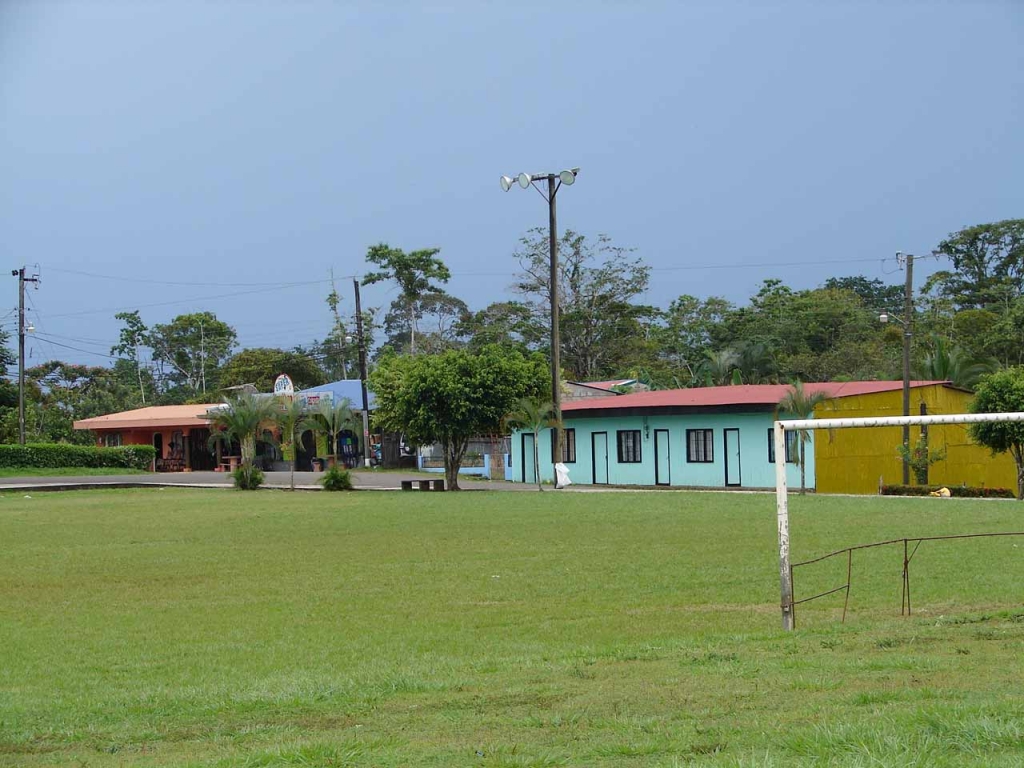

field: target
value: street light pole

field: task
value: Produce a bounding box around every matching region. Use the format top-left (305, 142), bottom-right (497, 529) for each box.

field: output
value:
top-left (901, 252), bottom-right (914, 485)
top-left (11, 267), bottom-right (39, 446)
top-left (500, 168), bottom-right (578, 478)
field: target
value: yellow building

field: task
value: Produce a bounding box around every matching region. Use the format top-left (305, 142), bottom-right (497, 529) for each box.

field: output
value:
top-left (813, 382), bottom-right (1017, 494)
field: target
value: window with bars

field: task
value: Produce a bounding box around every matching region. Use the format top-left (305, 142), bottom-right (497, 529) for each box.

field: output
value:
top-left (616, 430), bottom-right (642, 463)
top-left (550, 428), bottom-right (577, 463)
top-left (767, 429), bottom-right (799, 463)
top-left (686, 429), bottom-right (714, 463)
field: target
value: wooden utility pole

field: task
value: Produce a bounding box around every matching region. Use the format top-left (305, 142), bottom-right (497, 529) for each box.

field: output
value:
top-left (353, 279), bottom-right (372, 468)
top-left (900, 252), bottom-right (914, 485)
top-left (11, 267), bottom-right (39, 445)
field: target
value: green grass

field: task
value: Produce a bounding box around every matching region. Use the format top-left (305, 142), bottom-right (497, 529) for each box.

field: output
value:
top-left (1, 489), bottom-right (1023, 766)
top-left (0, 466), bottom-right (148, 477)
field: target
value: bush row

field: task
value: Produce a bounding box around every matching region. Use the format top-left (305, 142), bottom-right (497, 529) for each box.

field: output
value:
top-left (0, 444), bottom-right (156, 470)
top-left (880, 484), bottom-right (1016, 499)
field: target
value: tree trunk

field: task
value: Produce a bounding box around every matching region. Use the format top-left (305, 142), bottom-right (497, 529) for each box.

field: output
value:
top-left (444, 437), bottom-right (467, 491)
top-left (409, 303), bottom-right (416, 355)
top-left (290, 436), bottom-right (296, 491)
top-left (1017, 457), bottom-right (1024, 501)
top-left (533, 428), bottom-right (543, 491)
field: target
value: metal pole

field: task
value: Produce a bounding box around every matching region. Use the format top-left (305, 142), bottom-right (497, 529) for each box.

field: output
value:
top-left (353, 279), bottom-right (372, 469)
top-left (548, 175), bottom-right (562, 476)
top-left (16, 268), bottom-right (25, 445)
top-left (775, 421), bottom-right (794, 630)
top-left (902, 254), bottom-right (914, 485)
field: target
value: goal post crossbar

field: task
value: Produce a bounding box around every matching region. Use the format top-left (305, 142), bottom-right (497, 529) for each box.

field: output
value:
top-left (773, 411), bottom-right (1024, 631)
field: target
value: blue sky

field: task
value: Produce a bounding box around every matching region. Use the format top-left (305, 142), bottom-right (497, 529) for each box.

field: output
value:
top-left (1, 1), bottom-right (1022, 365)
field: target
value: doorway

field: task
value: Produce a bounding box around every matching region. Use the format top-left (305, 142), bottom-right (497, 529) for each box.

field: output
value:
top-left (592, 432), bottom-right (609, 485)
top-left (724, 428), bottom-right (741, 487)
top-left (654, 429), bottom-right (671, 486)
top-left (521, 432), bottom-right (536, 484)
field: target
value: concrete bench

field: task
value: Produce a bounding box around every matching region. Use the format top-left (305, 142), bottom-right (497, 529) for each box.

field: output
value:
top-left (400, 479), bottom-right (445, 491)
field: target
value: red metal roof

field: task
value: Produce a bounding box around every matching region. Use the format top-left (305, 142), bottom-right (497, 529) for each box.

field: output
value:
top-left (73, 404), bottom-right (220, 431)
top-left (562, 381), bottom-right (950, 412)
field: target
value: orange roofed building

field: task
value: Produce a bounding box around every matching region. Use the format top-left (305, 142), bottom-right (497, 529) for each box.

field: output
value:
top-left (74, 404), bottom-right (220, 471)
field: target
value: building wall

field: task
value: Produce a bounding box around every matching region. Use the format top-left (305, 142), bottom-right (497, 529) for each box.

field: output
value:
top-left (813, 384), bottom-right (1018, 494)
top-left (512, 412), bottom-right (808, 489)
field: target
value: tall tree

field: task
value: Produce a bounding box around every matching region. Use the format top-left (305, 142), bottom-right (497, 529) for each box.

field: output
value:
top-left (150, 312), bottom-right (237, 396)
top-left (926, 219), bottom-right (1024, 310)
top-left (382, 290), bottom-right (468, 355)
top-left (111, 310), bottom-right (151, 403)
top-left (969, 367), bottom-right (1024, 499)
top-left (363, 244), bottom-right (451, 355)
top-left (457, 300), bottom-right (544, 353)
top-left (369, 346), bottom-right (547, 490)
top-left (514, 229), bottom-right (653, 381)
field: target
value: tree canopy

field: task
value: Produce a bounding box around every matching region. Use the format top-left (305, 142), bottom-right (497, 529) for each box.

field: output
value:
top-left (369, 346), bottom-right (547, 490)
top-left (969, 367), bottom-right (1024, 499)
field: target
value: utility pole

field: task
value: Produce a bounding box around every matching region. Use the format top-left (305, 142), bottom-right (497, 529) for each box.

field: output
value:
top-left (11, 267), bottom-right (40, 445)
top-left (547, 174), bottom-right (562, 471)
top-left (353, 279), bottom-right (372, 469)
top-left (900, 252), bottom-right (914, 485)
top-left (199, 318), bottom-right (207, 395)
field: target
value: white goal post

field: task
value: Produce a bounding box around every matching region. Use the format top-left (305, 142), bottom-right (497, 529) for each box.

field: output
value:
top-left (773, 411), bottom-right (1024, 631)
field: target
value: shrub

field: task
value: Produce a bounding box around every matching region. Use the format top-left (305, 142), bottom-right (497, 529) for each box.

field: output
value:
top-left (321, 465), bottom-right (353, 492)
top-left (232, 464), bottom-right (264, 491)
top-left (0, 443), bottom-right (156, 470)
top-left (880, 484), bottom-right (1015, 499)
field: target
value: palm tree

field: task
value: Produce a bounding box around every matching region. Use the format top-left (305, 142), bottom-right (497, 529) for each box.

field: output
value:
top-left (775, 381), bottom-right (832, 495)
top-left (274, 397), bottom-right (319, 491)
top-left (315, 397), bottom-right (357, 467)
top-left (206, 392), bottom-right (278, 490)
top-left (917, 336), bottom-right (998, 391)
top-left (697, 349), bottom-right (740, 386)
top-left (505, 398), bottom-right (557, 491)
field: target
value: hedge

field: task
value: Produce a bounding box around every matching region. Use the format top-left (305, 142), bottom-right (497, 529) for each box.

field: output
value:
top-left (880, 484), bottom-right (1016, 499)
top-left (0, 444), bottom-right (156, 470)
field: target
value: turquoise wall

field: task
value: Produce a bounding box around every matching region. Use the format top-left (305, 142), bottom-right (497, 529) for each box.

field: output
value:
top-left (511, 412), bottom-right (811, 489)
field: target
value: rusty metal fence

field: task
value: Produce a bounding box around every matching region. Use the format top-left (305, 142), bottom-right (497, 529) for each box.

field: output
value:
top-left (789, 531), bottom-right (1024, 627)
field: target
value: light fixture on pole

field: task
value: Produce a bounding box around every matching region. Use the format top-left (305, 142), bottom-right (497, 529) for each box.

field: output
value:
top-left (499, 167), bottom-right (579, 479)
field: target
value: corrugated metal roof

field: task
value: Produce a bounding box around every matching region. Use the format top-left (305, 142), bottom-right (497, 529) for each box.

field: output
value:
top-left (562, 381), bottom-right (951, 412)
top-left (576, 379), bottom-right (636, 391)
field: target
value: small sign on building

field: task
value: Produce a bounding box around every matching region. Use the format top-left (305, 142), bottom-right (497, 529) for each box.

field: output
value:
top-left (273, 374), bottom-right (295, 396)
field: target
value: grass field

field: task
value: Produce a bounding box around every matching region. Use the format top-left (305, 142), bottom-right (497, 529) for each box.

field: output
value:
top-left (1, 488), bottom-right (1023, 767)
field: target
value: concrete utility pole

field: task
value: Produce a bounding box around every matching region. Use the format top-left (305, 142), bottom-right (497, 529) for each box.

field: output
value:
top-left (11, 267), bottom-right (40, 445)
top-left (353, 279), bottom-right (372, 468)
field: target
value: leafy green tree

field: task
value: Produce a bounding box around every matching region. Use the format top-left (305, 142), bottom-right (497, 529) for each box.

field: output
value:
top-left (657, 295), bottom-right (733, 384)
top-left (363, 244), bottom-right (451, 355)
top-left (915, 336), bottom-right (997, 390)
top-left (505, 398), bottom-right (556, 490)
top-left (969, 367), bottom-right (1024, 499)
top-left (111, 310), bottom-right (151, 403)
top-left (457, 301), bottom-right (544, 353)
top-left (514, 229), bottom-right (654, 381)
top-left (205, 392), bottom-right (277, 490)
top-left (369, 346), bottom-right (546, 490)
top-left (823, 276), bottom-right (903, 316)
top-left (926, 219), bottom-right (1024, 310)
top-left (382, 290), bottom-right (468, 355)
top-left (775, 381), bottom-right (832, 495)
top-left (150, 312), bottom-right (237, 395)
top-left (219, 348), bottom-right (326, 393)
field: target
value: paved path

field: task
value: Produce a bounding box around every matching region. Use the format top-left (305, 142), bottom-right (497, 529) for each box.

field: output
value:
top-left (0, 470), bottom-right (534, 492)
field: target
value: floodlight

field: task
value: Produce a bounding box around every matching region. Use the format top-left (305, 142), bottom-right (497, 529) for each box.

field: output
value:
top-left (500, 175), bottom-right (514, 192)
top-left (517, 172), bottom-right (532, 189)
top-left (559, 169), bottom-right (577, 185)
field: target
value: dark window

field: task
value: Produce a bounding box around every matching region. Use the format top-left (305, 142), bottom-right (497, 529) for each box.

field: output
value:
top-left (767, 429), bottom-right (799, 463)
top-left (562, 428), bottom-right (577, 463)
top-left (103, 432), bottom-right (123, 448)
top-left (617, 430), bottom-right (642, 463)
top-left (686, 429), bottom-right (714, 463)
